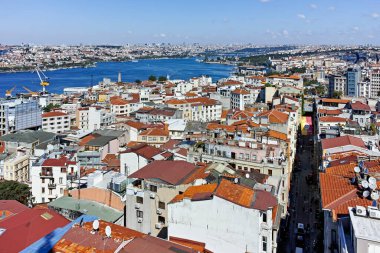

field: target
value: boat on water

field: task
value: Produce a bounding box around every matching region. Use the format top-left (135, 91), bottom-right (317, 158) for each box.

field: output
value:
top-left (131, 59), bottom-right (139, 63)
top-left (195, 58), bottom-right (203, 62)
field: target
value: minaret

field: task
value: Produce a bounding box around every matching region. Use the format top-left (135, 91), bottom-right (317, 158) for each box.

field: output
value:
top-left (118, 72), bottom-right (122, 83)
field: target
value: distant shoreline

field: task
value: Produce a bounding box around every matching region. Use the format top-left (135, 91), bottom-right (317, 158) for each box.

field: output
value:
top-left (0, 55), bottom-right (196, 74)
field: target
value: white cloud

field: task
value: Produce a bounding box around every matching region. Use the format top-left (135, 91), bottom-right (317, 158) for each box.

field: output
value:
top-left (371, 13), bottom-right (380, 19)
top-left (328, 6), bottom-right (335, 11)
top-left (160, 33), bottom-right (166, 38)
top-left (310, 3), bottom-right (317, 9)
top-left (297, 14), bottom-right (306, 19)
top-left (282, 30), bottom-right (289, 36)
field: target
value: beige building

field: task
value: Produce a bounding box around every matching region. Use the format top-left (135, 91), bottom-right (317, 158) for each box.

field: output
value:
top-left (3, 148), bottom-right (29, 182)
top-left (42, 111), bottom-right (71, 134)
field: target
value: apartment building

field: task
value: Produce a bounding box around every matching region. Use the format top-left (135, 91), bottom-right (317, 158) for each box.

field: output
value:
top-left (110, 95), bottom-right (143, 116)
top-left (3, 147), bottom-right (29, 182)
top-left (42, 111), bottom-right (71, 133)
top-left (76, 106), bottom-right (114, 131)
top-left (370, 69), bottom-right (380, 98)
top-left (31, 155), bottom-right (78, 204)
top-left (168, 180), bottom-right (279, 253)
top-left (0, 99), bottom-right (42, 136)
top-left (125, 161), bottom-right (203, 237)
top-left (230, 89), bottom-right (252, 110)
top-left (328, 75), bottom-right (346, 97)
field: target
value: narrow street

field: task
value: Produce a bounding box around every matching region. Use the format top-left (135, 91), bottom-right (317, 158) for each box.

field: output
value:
top-left (279, 132), bottom-right (323, 253)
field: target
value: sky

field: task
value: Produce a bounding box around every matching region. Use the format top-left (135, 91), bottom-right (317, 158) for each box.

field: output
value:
top-left (1, 0), bottom-right (380, 45)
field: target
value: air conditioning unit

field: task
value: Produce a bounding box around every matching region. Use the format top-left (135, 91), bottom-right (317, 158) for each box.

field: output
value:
top-left (155, 223), bottom-right (162, 229)
top-left (156, 209), bottom-right (162, 215)
top-left (135, 203), bottom-right (141, 209)
top-left (150, 193), bottom-right (156, 199)
top-left (356, 206), bottom-right (366, 216)
top-left (137, 218), bottom-right (143, 223)
top-left (368, 207), bottom-right (380, 219)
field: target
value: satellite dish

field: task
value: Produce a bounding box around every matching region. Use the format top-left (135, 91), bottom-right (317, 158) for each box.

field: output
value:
top-left (105, 226), bottom-right (112, 238)
top-left (234, 178), bottom-right (239, 184)
top-left (354, 167), bottom-right (360, 173)
top-left (363, 190), bottom-right (370, 198)
top-left (245, 173), bottom-right (250, 179)
top-left (361, 180), bottom-right (369, 188)
top-left (93, 220), bottom-right (99, 230)
top-left (368, 177), bottom-right (377, 185)
top-left (369, 182), bottom-right (377, 190)
top-left (371, 191), bottom-right (380, 201)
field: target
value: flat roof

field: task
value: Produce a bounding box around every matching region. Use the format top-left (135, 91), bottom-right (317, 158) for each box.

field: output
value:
top-left (48, 196), bottom-right (123, 222)
top-left (349, 207), bottom-right (380, 242)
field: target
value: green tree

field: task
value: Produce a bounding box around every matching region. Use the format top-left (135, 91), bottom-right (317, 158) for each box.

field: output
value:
top-left (0, 180), bottom-right (30, 205)
top-left (43, 103), bottom-right (60, 112)
top-left (148, 75), bottom-right (157, 81)
top-left (332, 91), bottom-right (343, 99)
top-left (315, 85), bottom-right (325, 95)
top-left (158, 76), bottom-right (167, 82)
top-left (135, 79), bottom-right (142, 84)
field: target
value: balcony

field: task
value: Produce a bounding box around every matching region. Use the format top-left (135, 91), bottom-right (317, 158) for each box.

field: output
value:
top-left (40, 172), bottom-right (53, 178)
top-left (48, 183), bottom-right (56, 189)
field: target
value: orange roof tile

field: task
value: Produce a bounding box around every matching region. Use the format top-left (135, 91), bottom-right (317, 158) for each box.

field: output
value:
top-left (257, 109), bottom-right (289, 124)
top-left (215, 179), bottom-right (254, 208)
top-left (170, 184), bottom-right (218, 204)
top-left (42, 111), bottom-right (67, 118)
top-left (139, 128), bottom-right (169, 137)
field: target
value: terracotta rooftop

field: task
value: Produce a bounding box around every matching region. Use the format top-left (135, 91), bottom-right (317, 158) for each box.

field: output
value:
top-left (231, 89), bottom-right (250, 95)
top-left (170, 184), bottom-right (218, 204)
top-left (267, 74), bottom-right (301, 80)
top-left (128, 160), bottom-right (198, 185)
top-left (319, 116), bottom-right (348, 123)
top-left (350, 101), bottom-right (371, 111)
top-left (139, 128), bottom-right (169, 137)
top-left (321, 98), bottom-right (351, 104)
top-left (321, 135), bottom-right (366, 150)
top-left (257, 109), bottom-right (289, 124)
top-left (42, 111), bottom-right (68, 118)
top-left (42, 156), bottom-right (76, 167)
top-left (121, 143), bottom-right (162, 160)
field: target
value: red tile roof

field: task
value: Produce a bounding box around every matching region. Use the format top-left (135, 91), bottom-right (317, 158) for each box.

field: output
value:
top-left (350, 101), bottom-right (370, 111)
top-left (128, 160), bottom-right (198, 185)
top-left (121, 143), bottom-right (162, 160)
top-left (319, 116), bottom-right (348, 123)
top-left (139, 128), bottom-right (169, 137)
top-left (321, 135), bottom-right (366, 150)
top-left (170, 184), bottom-right (218, 204)
top-left (161, 139), bottom-right (181, 150)
top-left (42, 111), bottom-right (68, 118)
top-left (42, 156), bottom-right (76, 167)
top-left (231, 89), bottom-right (250, 95)
top-left (169, 237), bottom-right (213, 253)
top-left (321, 98), bottom-right (350, 104)
top-left (257, 109), bottom-right (289, 124)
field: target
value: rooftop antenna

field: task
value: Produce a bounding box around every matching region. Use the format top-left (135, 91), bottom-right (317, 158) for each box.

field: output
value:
top-left (371, 190), bottom-right (379, 201)
top-left (92, 220), bottom-right (99, 234)
top-left (105, 225), bottom-right (112, 238)
top-left (361, 180), bottom-right (369, 189)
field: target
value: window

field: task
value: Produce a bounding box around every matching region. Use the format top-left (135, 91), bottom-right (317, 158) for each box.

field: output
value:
top-left (158, 201), bottom-right (165, 210)
top-left (42, 178), bottom-right (45, 183)
top-left (60, 188), bottom-right (63, 194)
top-left (136, 196), bottom-right (144, 204)
top-left (42, 187), bottom-right (45, 193)
top-left (150, 185), bottom-right (157, 192)
top-left (42, 197), bottom-right (45, 203)
top-left (158, 216), bottom-right (165, 224)
top-left (49, 189), bottom-right (52, 195)
top-left (136, 210), bottom-right (143, 218)
top-left (268, 169), bottom-right (273, 176)
top-left (59, 177), bottom-right (63, 184)
top-left (262, 212), bottom-right (267, 223)
top-left (262, 236), bottom-right (267, 252)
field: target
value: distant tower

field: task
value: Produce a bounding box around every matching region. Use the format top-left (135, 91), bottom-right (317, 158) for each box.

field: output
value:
top-left (118, 72), bottom-right (122, 83)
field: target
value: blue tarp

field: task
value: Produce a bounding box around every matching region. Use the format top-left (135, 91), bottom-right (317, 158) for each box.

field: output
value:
top-left (21, 215), bottom-right (98, 253)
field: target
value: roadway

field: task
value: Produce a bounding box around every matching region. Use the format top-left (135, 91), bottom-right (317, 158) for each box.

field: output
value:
top-left (278, 133), bottom-right (323, 253)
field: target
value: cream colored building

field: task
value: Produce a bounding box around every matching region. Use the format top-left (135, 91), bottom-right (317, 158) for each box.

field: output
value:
top-left (3, 148), bottom-right (29, 182)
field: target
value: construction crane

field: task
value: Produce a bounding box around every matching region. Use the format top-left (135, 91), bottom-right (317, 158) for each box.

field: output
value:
top-left (35, 66), bottom-right (49, 93)
top-left (5, 85), bottom-right (16, 98)
top-left (22, 86), bottom-right (39, 97)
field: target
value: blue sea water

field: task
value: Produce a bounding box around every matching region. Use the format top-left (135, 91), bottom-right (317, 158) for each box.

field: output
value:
top-left (0, 58), bottom-right (233, 96)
